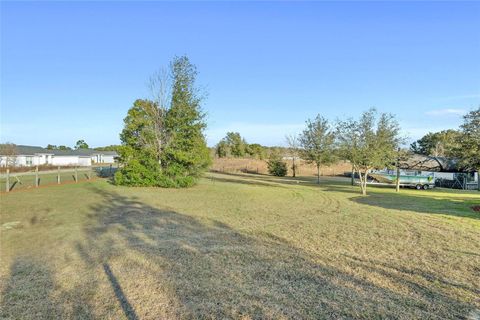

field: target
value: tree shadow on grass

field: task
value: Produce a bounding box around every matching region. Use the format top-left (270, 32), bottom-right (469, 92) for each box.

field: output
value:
top-left (351, 191), bottom-right (480, 220)
top-left (208, 174), bottom-right (286, 188)
top-left (103, 263), bottom-right (139, 320)
top-left (208, 171), bottom-right (350, 190)
top-left (343, 254), bottom-right (480, 299)
top-left (0, 256), bottom-right (95, 319)
top-left (0, 257), bottom-right (62, 319)
top-left (73, 185), bottom-right (476, 319)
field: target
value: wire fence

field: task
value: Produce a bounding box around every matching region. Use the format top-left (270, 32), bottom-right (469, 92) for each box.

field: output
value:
top-left (0, 165), bottom-right (118, 193)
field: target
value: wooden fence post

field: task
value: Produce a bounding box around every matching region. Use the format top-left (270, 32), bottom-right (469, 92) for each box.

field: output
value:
top-left (57, 166), bottom-right (61, 184)
top-left (6, 169), bottom-right (10, 192)
top-left (35, 166), bottom-right (39, 187)
top-left (75, 166), bottom-right (78, 183)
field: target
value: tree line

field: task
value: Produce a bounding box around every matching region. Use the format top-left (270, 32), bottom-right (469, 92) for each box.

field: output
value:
top-left (215, 107), bottom-right (480, 195)
top-left (214, 109), bottom-right (404, 195)
top-left (215, 132), bottom-right (292, 160)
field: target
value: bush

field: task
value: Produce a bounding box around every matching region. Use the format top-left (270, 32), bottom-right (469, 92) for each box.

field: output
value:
top-left (267, 154), bottom-right (287, 177)
top-left (114, 158), bottom-right (162, 187)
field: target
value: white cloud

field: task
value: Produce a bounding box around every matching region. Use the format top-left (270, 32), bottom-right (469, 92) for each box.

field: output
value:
top-left (424, 108), bottom-right (466, 116)
top-left (442, 93), bottom-right (480, 101)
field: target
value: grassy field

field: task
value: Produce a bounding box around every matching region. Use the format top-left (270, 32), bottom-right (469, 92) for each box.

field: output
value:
top-left (1, 172), bottom-right (479, 319)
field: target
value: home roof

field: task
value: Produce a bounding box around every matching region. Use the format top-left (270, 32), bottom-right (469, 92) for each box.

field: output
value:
top-left (2, 145), bottom-right (117, 157)
top-left (399, 153), bottom-right (460, 172)
top-left (11, 145), bottom-right (47, 155)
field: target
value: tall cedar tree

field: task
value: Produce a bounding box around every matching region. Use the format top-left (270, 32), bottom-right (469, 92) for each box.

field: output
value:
top-left (162, 56), bottom-right (211, 187)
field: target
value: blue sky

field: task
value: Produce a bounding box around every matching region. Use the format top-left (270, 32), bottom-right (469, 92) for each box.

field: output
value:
top-left (1, 1), bottom-right (479, 147)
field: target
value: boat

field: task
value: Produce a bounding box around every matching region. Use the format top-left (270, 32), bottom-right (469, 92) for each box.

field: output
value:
top-left (369, 173), bottom-right (435, 189)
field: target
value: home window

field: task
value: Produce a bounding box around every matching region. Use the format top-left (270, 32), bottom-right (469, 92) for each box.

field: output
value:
top-left (26, 156), bottom-right (33, 166)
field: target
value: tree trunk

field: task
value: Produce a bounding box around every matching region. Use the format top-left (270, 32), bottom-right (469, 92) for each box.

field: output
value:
top-left (395, 147), bottom-right (401, 192)
top-left (358, 169), bottom-right (365, 195)
top-left (292, 157), bottom-right (296, 178)
top-left (351, 164), bottom-right (355, 186)
top-left (364, 171), bottom-right (369, 195)
top-left (395, 165), bottom-right (400, 192)
top-left (477, 169), bottom-right (480, 191)
top-left (317, 164), bottom-right (320, 184)
top-left (359, 169), bottom-right (369, 196)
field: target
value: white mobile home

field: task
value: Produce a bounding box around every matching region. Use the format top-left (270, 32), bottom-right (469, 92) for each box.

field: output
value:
top-left (0, 145), bottom-right (117, 167)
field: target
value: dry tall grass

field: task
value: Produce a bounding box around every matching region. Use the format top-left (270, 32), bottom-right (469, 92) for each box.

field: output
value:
top-left (211, 157), bottom-right (352, 176)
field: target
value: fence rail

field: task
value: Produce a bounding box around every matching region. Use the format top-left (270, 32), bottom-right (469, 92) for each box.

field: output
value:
top-left (1, 165), bottom-right (117, 193)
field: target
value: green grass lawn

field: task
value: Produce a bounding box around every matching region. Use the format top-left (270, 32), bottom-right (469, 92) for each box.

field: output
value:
top-left (1, 172), bottom-right (479, 319)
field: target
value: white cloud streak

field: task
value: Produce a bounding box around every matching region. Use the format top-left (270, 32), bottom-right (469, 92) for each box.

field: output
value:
top-left (424, 108), bottom-right (466, 116)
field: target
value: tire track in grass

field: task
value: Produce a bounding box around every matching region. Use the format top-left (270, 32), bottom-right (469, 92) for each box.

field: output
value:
top-left (245, 187), bottom-right (343, 232)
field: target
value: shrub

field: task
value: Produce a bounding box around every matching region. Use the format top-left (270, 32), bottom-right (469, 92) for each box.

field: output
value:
top-left (114, 157), bottom-right (161, 187)
top-left (267, 154), bottom-right (287, 177)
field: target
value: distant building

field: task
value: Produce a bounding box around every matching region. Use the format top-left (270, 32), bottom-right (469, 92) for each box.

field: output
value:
top-left (0, 145), bottom-right (117, 167)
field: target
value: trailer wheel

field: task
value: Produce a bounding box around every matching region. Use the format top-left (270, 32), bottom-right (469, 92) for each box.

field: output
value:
top-left (416, 184), bottom-right (422, 190)
top-left (423, 184), bottom-right (429, 190)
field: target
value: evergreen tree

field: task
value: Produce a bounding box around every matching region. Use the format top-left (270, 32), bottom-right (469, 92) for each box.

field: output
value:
top-left (267, 151), bottom-right (288, 177)
top-left (161, 56), bottom-right (211, 187)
